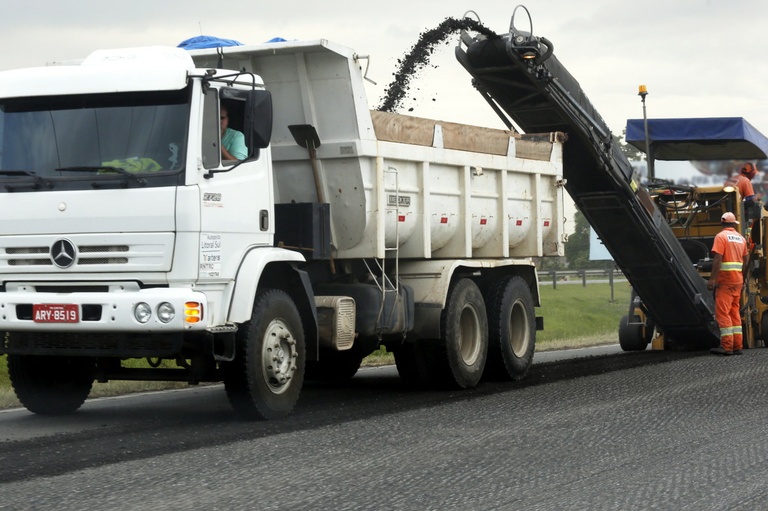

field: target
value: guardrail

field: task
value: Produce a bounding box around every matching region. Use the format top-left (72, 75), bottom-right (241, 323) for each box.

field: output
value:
top-left (540, 269), bottom-right (628, 301)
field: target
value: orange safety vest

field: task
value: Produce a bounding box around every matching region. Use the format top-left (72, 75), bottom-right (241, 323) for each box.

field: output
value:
top-left (711, 227), bottom-right (747, 285)
top-left (724, 173), bottom-right (755, 199)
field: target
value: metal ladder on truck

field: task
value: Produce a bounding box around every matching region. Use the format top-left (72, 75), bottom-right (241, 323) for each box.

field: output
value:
top-left (364, 164), bottom-right (407, 337)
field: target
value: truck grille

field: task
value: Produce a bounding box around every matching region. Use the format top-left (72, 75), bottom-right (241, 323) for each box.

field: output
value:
top-left (6, 244), bottom-right (130, 266)
top-left (0, 234), bottom-right (173, 272)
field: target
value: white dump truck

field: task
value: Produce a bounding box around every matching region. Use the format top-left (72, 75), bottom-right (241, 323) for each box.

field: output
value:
top-left (0, 38), bottom-right (565, 419)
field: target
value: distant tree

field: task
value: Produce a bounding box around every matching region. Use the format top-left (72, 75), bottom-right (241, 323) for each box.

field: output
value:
top-left (564, 209), bottom-right (610, 269)
top-left (535, 255), bottom-right (565, 272)
top-left (614, 128), bottom-right (644, 162)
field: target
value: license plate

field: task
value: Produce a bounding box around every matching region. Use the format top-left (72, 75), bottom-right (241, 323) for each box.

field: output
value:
top-left (32, 303), bottom-right (80, 323)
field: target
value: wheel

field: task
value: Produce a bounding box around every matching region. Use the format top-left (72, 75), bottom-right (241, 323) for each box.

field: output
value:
top-left (427, 278), bottom-right (488, 389)
top-left (482, 276), bottom-right (536, 381)
top-left (305, 348), bottom-right (364, 382)
top-left (8, 355), bottom-right (94, 415)
top-left (618, 314), bottom-right (649, 351)
top-left (758, 312), bottom-right (768, 348)
top-left (222, 289), bottom-right (305, 420)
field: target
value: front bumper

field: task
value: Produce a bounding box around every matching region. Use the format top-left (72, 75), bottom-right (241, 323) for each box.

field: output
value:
top-left (0, 282), bottom-right (209, 333)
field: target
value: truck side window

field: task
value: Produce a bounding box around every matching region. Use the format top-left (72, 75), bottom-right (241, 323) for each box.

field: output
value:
top-left (220, 99), bottom-right (248, 162)
top-left (201, 90), bottom-right (220, 169)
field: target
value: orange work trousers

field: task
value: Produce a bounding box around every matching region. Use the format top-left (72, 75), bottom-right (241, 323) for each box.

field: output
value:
top-left (715, 283), bottom-right (743, 351)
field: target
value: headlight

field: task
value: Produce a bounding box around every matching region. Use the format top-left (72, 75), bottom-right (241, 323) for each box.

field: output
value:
top-left (157, 302), bottom-right (175, 323)
top-left (134, 302), bottom-right (152, 323)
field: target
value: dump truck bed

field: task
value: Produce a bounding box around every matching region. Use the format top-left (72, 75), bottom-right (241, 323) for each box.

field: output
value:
top-left (188, 39), bottom-right (565, 262)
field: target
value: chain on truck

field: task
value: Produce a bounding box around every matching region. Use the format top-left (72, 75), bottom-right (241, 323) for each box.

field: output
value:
top-left (0, 22), bottom-right (568, 418)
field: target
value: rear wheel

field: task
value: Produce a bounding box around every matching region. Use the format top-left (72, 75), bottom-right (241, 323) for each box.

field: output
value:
top-left (483, 276), bottom-right (536, 381)
top-left (8, 354), bottom-right (94, 415)
top-left (427, 278), bottom-right (488, 389)
top-left (222, 289), bottom-right (305, 420)
top-left (619, 314), bottom-right (649, 351)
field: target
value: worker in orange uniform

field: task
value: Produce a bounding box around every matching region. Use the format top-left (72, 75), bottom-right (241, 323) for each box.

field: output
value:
top-left (724, 162), bottom-right (757, 203)
top-left (706, 212), bottom-right (749, 355)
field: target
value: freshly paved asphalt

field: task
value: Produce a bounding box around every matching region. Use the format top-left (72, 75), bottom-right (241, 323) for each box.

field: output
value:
top-left (0, 345), bottom-right (766, 510)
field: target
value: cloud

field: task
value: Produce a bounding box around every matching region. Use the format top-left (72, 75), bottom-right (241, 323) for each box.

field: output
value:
top-left (1, 0), bottom-right (767, 138)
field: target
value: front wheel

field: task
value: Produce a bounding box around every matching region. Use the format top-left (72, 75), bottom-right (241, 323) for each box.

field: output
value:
top-left (222, 289), bottom-right (305, 420)
top-left (619, 314), bottom-right (649, 351)
top-left (8, 354), bottom-right (94, 415)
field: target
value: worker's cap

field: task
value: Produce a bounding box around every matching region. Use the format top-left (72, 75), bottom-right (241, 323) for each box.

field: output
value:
top-left (721, 212), bottom-right (739, 224)
top-left (741, 162), bottom-right (758, 179)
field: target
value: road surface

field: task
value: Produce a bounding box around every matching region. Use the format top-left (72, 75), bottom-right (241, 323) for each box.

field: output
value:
top-left (0, 345), bottom-right (766, 510)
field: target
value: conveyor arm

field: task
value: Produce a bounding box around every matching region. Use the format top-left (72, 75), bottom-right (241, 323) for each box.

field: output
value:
top-left (455, 21), bottom-right (719, 345)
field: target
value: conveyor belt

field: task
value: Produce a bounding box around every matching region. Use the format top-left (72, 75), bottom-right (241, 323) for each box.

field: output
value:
top-left (455, 31), bottom-right (719, 346)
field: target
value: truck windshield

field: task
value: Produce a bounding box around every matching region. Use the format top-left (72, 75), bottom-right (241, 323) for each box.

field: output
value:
top-left (0, 88), bottom-right (190, 191)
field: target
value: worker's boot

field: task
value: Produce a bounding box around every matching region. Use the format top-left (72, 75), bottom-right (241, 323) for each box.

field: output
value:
top-left (709, 346), bottom-right (732, 356)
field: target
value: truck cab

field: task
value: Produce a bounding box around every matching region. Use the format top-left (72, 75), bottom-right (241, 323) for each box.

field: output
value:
top-left (0, 46), bottom-right (314, 418)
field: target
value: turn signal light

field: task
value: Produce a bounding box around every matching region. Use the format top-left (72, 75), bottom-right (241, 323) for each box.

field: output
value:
top-left (184, 301), bottom-right (203, 323)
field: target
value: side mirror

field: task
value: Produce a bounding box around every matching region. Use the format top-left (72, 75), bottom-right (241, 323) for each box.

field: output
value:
top-left (244, 90), bottom-right (273, 152)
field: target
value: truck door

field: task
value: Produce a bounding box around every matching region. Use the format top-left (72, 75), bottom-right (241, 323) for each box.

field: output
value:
top-left (197, 87), bottom-right (274, 279)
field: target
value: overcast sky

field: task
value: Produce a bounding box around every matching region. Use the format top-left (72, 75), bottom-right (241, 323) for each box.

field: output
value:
top-left (1, 0), bottom-right (766, 140)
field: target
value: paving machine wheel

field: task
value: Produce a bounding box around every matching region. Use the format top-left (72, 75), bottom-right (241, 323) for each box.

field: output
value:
top-left (619, 314), bottom-right (650, 351)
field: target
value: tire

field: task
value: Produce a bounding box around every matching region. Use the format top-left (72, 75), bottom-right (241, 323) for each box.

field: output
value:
top-left (482, 276), bottom-right (536, 381)
top-left (305, 348), bottom-right (364, 382)
top-left (759, 313), bottom-right (768, 343)
top-left (427, 278), bottom-right (488, 389)
top-left (8, 355), bottom-right (94, 415)
top-left (222, 289), bottom-right (305, 420)
top-left (755, 313), bottom-right (768, 348)
top-left (619, 314), bottom-right (649, 351)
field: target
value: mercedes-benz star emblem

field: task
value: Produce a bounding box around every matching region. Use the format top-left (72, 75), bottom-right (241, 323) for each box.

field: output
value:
top-left (51, 239), bottom-right (76, 269)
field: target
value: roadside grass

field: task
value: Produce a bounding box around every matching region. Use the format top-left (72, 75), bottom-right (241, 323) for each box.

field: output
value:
top-left (536, 282), bottom-right (631, 350)
top-left (0, 283), bottom-right (631, 409)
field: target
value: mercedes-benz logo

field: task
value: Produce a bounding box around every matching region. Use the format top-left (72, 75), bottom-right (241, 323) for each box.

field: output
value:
top-left (50, 239), bottom-right (77, 269)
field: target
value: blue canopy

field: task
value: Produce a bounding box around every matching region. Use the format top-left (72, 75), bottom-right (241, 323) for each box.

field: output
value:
top-left (177, 35), bottom-right (243, 50)
top-left (625, 117), bottom-right (768, 160)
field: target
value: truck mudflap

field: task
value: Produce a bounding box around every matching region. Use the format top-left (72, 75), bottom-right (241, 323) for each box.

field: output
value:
top-left (455, 25), bottom-right (719, 345)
